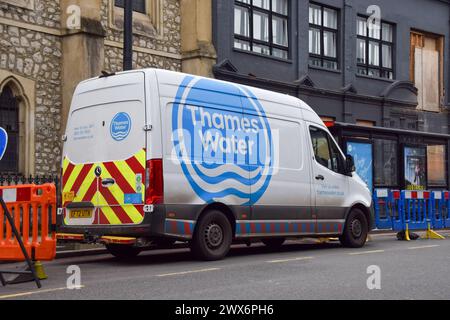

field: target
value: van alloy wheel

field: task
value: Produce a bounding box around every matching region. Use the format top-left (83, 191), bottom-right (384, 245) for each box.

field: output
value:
top-left (191, 210), bottom-right (232, 261)
top-left (205, 223), bottom-right (224, 249)
top-left (339, 208), bottom-right (368, 248)
top-left (350, 219), bottom-right (363, 238)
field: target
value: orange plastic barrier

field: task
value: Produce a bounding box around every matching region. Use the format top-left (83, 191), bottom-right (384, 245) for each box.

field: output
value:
top-left (0, 184), bottom-right (56, 261)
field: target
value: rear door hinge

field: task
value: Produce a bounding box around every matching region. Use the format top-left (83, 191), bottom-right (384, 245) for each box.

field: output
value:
top-left (143, 124), bottom-right (152, 132)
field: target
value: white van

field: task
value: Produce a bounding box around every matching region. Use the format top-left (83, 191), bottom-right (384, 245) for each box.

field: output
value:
top-left (58, 68), bottom-right (373, 260)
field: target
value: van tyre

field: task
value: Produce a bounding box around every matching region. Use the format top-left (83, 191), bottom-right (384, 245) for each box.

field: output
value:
top-left (340, 208), bottom-right (368, 248)
top-left (191, 210), bottom-right (232, 261)
top-left (106, 244), bottom-right (142, 259)
top-left (262, 238), bottom-right (285, 250)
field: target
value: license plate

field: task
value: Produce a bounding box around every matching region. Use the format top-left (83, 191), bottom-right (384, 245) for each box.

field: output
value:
top-left (69, 209), bottom-right (93, 219)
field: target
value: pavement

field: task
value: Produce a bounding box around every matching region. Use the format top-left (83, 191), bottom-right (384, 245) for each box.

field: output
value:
top-left (0, 231), bottom-right (449, 300)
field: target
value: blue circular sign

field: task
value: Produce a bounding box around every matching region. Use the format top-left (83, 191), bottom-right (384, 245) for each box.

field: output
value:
top-left (0, 127), bottom-right (8, 161)
top-left (172, 76), bottom-right (273, 205)
top-left (110, 112), bottom-right (131, 141)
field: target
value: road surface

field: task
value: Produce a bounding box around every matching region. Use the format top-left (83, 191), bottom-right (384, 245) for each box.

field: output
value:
top-left (1, 231), bottom-right (449, 300)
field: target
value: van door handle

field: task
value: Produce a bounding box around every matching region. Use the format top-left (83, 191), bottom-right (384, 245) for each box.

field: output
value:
top-left (315, 175), bottom-right (325, 181)
top-left (101, 178), bottom-right (116, 187)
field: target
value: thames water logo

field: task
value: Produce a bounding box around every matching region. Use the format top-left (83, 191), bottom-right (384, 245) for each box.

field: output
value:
top-left (172, 76), bottom-right (274, 205)
top-left (110, 112), bottom-right (131, 141)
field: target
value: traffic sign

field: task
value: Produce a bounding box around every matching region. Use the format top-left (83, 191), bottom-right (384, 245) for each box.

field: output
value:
top-left (0, 127), bottom-right (8, 161)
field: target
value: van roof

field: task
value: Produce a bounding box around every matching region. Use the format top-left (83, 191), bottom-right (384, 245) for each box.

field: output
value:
top-left (77, 68), bottom-right (321, 121)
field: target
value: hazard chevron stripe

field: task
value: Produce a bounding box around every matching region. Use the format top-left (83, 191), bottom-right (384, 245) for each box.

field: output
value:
top-left (97, 193), bottom-right (122, 225)
top-left (62, 149), bottom-right (146, 226)
top-left (103, 162), bottom-right (135, 194)
top-left (71, 164), bottom-right (94, 194)
top-left (62, 161), bottom-right (75, 186)
top-left (98, 163), bottom-right (143, 224)
top-left (74, 167), bottom-right (96, 202)
top-left (63, 164), bottom-right (82, 193)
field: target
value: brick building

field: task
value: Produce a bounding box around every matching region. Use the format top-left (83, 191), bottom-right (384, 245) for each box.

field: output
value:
top-left (0, 0), bottom-right (182, 177)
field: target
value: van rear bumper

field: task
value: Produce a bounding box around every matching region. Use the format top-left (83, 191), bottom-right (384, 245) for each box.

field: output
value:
top-left (57, 204), bottom-right (171, 241)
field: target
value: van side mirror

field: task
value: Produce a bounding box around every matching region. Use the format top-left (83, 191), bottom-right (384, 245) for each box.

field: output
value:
top-left (345, 155), bottom-right (356, 174)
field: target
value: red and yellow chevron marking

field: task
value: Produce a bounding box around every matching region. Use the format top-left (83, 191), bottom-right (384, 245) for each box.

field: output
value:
top-left (62, 149), bottom-right (146, 225)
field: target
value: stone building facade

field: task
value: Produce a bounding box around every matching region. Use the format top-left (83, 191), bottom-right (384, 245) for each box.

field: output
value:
top-left (0, 0), bottom-right (183, 177)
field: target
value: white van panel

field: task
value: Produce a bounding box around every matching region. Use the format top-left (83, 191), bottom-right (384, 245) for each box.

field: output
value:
top-left (250, 116), bottom-right (311, 207)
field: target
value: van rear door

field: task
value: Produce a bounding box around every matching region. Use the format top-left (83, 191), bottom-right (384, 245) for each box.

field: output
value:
top-left (62, 72), bottom-right (147, 226)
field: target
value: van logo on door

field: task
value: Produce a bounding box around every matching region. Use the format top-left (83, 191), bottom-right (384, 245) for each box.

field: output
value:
top-left (172, 76), bottom-right (274, 205)
top-left (110, 112), bottom-right (131, 141)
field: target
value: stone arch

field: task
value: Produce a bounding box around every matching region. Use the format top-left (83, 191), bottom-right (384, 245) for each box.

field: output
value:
top-left (0, 72), bottom-right (35, 175)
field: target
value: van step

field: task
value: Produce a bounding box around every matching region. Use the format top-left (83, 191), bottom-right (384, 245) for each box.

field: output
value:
top-left (56, 233), bottom-right (136, 245)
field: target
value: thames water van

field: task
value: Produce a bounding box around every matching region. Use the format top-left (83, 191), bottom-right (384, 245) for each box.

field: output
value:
top-left (58, 68), bottom-right (373, 260)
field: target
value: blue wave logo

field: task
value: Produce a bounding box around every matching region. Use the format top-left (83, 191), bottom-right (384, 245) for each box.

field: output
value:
top-left (172, 76), bottom-right (273, 205)
top-left (110, 112), bottom-right (131, 141)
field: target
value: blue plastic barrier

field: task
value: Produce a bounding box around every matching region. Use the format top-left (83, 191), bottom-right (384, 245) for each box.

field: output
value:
top-left (374, 189), bottom-right (402, 230)
top-left (401, 190), bottom-right (430, 231)
top-left (373, 189), bottom-right (449, 239)
top-left (430, 191), bottom-right (446, 229)
top-left (443, 191), bottom-right (450, 228)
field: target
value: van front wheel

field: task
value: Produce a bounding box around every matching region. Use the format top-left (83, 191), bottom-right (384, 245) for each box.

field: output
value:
top-left (340, 208), bottom-right (368, 248)
top-left (191, 210), bottom-right (232, 261)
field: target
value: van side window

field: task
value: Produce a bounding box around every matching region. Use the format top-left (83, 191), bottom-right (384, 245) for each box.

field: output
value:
top-left (309, 127), bottom-right (333, 170)
top-left (309, 126), bottom-right (344, 174)
top-left (329, 137), bottom-right (345, 174)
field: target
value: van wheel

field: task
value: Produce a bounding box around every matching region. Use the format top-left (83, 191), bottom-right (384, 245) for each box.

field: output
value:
top-left (191, 210), bottom-right (232, 261)
top-left (106, 244), bottom-right (142, 259)
top-left (340, 208), bottom-right (368, 248)
top-left (262, 238), bottom-right (285, 250)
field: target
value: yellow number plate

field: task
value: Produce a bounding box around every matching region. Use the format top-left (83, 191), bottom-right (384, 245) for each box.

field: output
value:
top-left (69, 209), bottom-right (93, 219)
top-left (63, 191), bottom-right (75, 202)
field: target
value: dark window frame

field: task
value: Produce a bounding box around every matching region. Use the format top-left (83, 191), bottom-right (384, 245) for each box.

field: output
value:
top-left (308, 2), bottom-right (340, 70)
top-left (115, 0), bottom-right (146, 14)
top-left (356, 15), bottom-right (395, 80)
top-left (234, 0), bottom-right (290, 59)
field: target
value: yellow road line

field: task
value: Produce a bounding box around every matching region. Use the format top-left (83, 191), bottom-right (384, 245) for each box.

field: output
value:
top-left (267, 256), bottom-right (314, 263)
top-left (408, 244), bottom-right (440, 250)
top-left (156, 268), bottom-right (220, 277)
top-left (0, 285), bottom-right (85, 299)
top-left (348, 250), bottom-right (385, 256)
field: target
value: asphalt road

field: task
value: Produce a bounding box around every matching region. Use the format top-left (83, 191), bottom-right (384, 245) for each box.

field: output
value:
top-left (1, 231), bottom-right (450, 300)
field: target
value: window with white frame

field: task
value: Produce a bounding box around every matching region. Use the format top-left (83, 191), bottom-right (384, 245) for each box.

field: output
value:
top-left (234, 0), bottom-right (290, 59)
top-left (308, 3), bottom-right (339, 70)
top-left (356, 16), bottom-right (394, 79)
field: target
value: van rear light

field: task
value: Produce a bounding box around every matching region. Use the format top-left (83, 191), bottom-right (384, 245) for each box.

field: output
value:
top-left (145, 159), bottom-right (164, 205)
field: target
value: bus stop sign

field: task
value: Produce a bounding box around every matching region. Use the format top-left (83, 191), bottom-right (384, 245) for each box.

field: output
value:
top-left (0, 127), bottom-right (8, 161)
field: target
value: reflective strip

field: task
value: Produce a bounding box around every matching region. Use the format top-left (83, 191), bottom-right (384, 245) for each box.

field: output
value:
top-left (2, 189), bottom-right (17, 202)
top-left (97, 193), bottom-right (122, 225)
top-left (434, 192), bottom-right (442, 200)
top-left (98, 164), bottom-right (143, 224)
top-left (63, 164), bottom-right (83, 193)
top-left (62, 149), bottom-right (145, 226)
top-left (74, 167), bottom-right (96, 202)
top-left (376, 189), bottom-right (388, 198)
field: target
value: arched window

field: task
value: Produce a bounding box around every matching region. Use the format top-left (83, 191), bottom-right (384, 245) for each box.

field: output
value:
top-left (0, 85), bottom-right (19, 173)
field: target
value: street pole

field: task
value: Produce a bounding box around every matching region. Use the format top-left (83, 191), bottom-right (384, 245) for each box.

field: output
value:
top-left (123, 0), bottom-right (133, 71)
